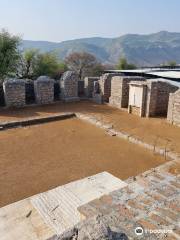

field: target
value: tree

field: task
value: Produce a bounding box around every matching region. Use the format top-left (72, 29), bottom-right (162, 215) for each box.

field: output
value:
top-left (65, 52), bottom-right (100, 79)
top-left (0, 29), bottom-right (21, 80)
top-left (34, 52), bottom-right (67, 79)
top-left (168, 61), bottom-right (177, 67)
top-left (117, 57), bottom-right (136, 70)
top-left (17, 49), bottom-right (38, 79)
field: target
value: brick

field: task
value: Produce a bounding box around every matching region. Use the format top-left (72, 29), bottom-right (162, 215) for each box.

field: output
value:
top-left (115, 204), bottom-right (136, 218)
top-left (135, 195), bottom-right (153, 206)
top-left (156, 185), bottom-right (177, 197)
top-left (152, 173), bottom-right (165, 180)
top-left (127, 199), bottom-right (147, 211)
top-left (150, 213), bottom-right (170, 226)
top-left (147, 192), bottom-right (165, 201)
top-left (165, 201), bottom-right (180, 212)
top-left (170, 181), bottom-right (180, 189)
top-left (138, 219), bottom-right (157, 230)
top-left (78, 204), bottom-right (98, 219)
top-left (164, 234), bottom-right (178, 240)
top-left (156, 208), bottom-right (179, 222)
top-left (100, 194), bottom-right (113, 206)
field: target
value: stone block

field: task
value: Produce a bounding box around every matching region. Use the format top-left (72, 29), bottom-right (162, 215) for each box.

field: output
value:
top-left (34, 76), bottom-right (54, 104)
top-left (60, 71), bottom-right (79, 102)
top-left (3, 79), bottom-right (26, 107)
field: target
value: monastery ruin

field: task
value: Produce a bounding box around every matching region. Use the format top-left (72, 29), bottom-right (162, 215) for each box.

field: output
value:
top-left (0, 70), bottom-right (180, 240)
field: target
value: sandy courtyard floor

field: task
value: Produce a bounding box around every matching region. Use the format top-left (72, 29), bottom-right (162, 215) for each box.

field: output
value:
top-left (0, 118), bottom-right (166, 207)
top-left (0, 101), bottom-right (179, 153)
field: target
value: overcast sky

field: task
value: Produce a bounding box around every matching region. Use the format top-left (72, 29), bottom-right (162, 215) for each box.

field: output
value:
top-left (0, 0), bottom-right (180, 42)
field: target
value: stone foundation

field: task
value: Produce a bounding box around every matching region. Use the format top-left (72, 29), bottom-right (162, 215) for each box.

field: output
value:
top-left (84, 77), bottom-right (99, 98)
top-left (167, 89), bottom-right (180, 127)
top-left (3, 79), bottom-right (26, 107)
top-left (99, 73), bottom-right (123, 102)
top-left (109, 76), bottom-right (145, 109)
top-left (34, 76), bottom-right (54, 104)
top-left (128, 79), bottom-right (179, 117)
top-left (60, 71), bottom-right (79, 102)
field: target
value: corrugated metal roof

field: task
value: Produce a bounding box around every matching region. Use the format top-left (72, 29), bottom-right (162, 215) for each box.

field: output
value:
top-left (147, 71), bottom-right (180, 79)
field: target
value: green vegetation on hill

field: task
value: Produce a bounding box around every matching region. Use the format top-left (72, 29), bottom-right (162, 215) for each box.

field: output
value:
top-left (22, 31), bottom-right (180, 66)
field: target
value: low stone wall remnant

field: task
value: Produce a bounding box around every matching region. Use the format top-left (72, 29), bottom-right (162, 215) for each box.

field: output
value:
top-left (109, 76), bottom-right (145, 109)
top-left (84, 77), bottom-right (99, 98)
top-left (167, 89), bottom-right (180, 127)
top-left (3, 79), bottom-right (26, 107)
top-left (34, 76), bottom-right (55, 104)
top-left (128, 79), bottom-right (179, 117)
top-left (60, 71), bottom-right (79, 102)
top-left (98, 73), bottom-right (123, 102)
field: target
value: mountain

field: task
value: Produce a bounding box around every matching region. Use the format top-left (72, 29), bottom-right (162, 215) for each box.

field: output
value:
top-left (22, 31), bottom-right (180, 66)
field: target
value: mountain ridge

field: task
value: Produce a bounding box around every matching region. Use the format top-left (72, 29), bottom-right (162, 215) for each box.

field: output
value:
top-left (22, 31), bottom-right (180, 66)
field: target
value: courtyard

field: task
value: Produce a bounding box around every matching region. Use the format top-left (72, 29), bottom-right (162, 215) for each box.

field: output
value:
top-left (0, 116), bottom-right (167, 207)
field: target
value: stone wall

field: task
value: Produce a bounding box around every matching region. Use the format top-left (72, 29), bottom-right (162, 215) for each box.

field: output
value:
top-left (128, 81), bottom-right (147, 117)
top-left (167, 89), bottom-right (180, 127)
top-left (84, 77), bottom-right (99, 98)
top-left (60, 71), bottom-right (79, 102)
top-left (128, 79), bottom-right (178, 117)
top-left (34, 76), bottom-right (54, 104)
top-left (109, 76), bottom-right (144, 109)
top-left (99, 73), bottom-right (123, 102)
top-left (146, 80), bottom-right (179, 117)
top-left (3, 79), bottom-right (26, 107)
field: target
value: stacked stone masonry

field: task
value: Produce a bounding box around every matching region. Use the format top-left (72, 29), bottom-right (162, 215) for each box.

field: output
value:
top-left (98, 73), bottom-right (123, 102)
top-left (167, 89), bottom-right (180, 127)
top-left (60, 71), bottom-right (79, 102)
top-left (3, 79), bottom-right (26, 107)
top-left (128, 79), bottom-right (179, 117)
top-left (73, 161), bottom-right (180, 240)
top-left (84, 77), bottom-right (99, 98)
top-left (34, 76), bottom-right (54, 104)
top-left (109, 76), bottom-right (145, 109)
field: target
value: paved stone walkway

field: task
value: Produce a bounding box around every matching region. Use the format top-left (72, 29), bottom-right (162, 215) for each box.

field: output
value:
top-left (75, 160), bottom-right (180, 240)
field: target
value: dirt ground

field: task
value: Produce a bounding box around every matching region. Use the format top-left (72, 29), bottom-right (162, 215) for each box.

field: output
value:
top-left (0, 118), bottom-right (167, 207)
top-left (0, 101), bottom-right (180, 153)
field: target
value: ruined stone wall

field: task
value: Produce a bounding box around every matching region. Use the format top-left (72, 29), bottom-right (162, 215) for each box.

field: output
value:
top-left (34, 76), bottom-right (54, 104)
top-left (60, 71), bottom-right (79, 102)
top-left (146, 81), bottom-right (179, 117)
top-left (167, 89), bottom-right (180, 127)
top-left (109, 76), bottom-right (144, 109)
top-left (3, 79), bottom-right (26, 107)
top-left (99, 73), bottom-right (123, 102)
top-left (84, 77), bottom-right (99, 98)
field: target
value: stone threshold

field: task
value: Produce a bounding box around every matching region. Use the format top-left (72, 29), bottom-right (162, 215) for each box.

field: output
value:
top-left (0, 113), bottom-right (76, 131)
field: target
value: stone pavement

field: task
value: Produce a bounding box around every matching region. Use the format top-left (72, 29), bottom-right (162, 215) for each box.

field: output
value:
top-left (73, 160), bottom-right (180, 240)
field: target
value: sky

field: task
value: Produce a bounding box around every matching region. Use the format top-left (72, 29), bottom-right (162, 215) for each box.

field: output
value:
top-left (0, 0), bottom-right (180, 42)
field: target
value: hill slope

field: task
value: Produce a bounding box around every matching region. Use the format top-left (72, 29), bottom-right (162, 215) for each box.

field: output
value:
top-left (22, 31), bottom-right (180, 66)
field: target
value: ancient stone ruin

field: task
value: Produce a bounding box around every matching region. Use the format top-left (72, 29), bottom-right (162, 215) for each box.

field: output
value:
top-left (34, 76), bottom-right (54, 104)
top-left (109, 76), bottom-right (145, 109)
top-left (167, 89), bottom-right (180, 127)
top-left (60, 71), bottom-right (79, 102)
top-left (3, 79), bottom-right (26, 107)
top-left (84, 77), bottom-right (99, 98)
top-left (98, 73), bottom-right (123, 102)
top-left (92, 80), bottom-right (103, 104)
top-left (128, 79), bottom-right (179, 117)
